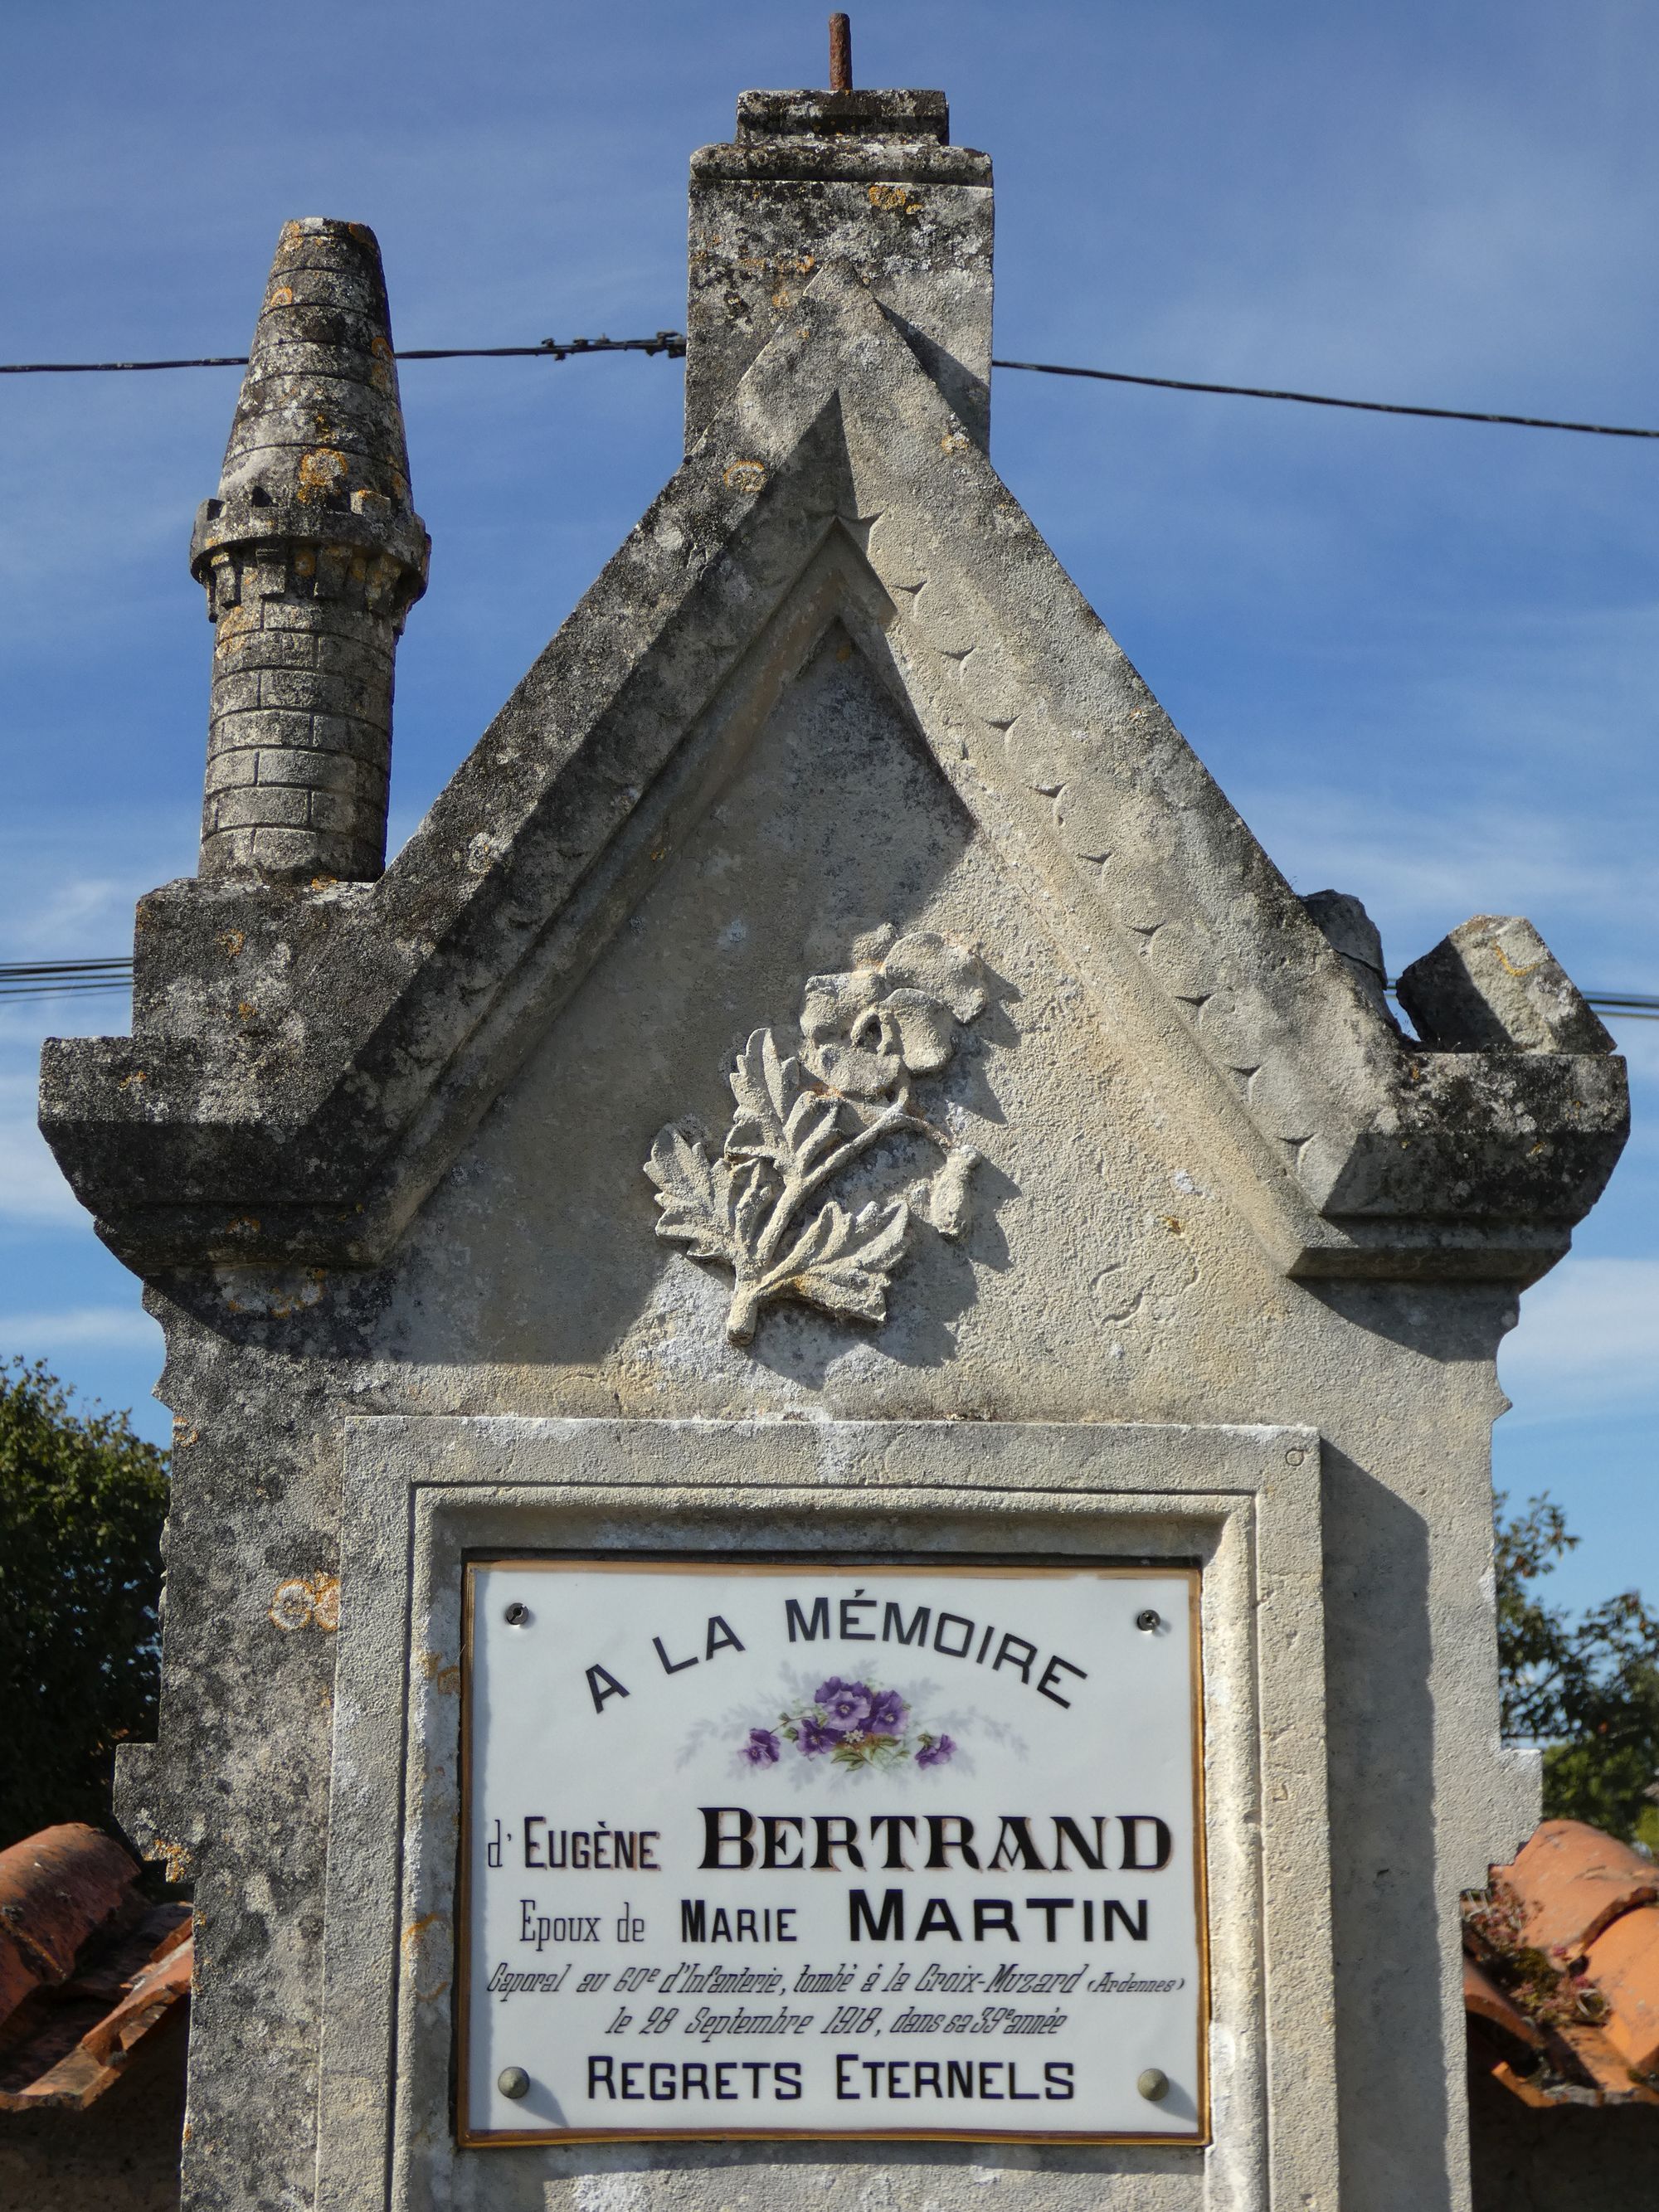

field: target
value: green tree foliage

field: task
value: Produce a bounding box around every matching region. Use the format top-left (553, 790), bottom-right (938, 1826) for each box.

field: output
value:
top-left (1496, 1491), bottom-right (1659, 1850)
top-left (0, 1359), bottom-right (168, 1848)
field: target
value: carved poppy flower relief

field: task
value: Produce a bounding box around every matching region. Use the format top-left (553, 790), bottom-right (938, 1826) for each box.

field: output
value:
top-left (799, 927), bottom-right (989, 1097)
top-left (645, 922), bottom-right (989, 1346)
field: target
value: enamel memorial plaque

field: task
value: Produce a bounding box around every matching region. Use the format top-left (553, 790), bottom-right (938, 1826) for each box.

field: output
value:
top-left (460, 1560), bottom-right (1206, 2144)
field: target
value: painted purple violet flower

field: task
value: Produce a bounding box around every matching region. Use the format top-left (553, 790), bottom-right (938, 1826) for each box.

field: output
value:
top-left (817, 1680), bottom-right (873, 1733)
top-left (865, 1689), bottom-right (907, 1735)
top-left (798, 1714), bottom-right (839, 1756)
top-left (916, 1734), bottom-right (956, 1767)
top-left (743, 1728), bottom-right (781, 1766)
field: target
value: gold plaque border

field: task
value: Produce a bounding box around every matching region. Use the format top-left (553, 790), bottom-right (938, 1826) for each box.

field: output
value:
top-left (456, 1553), bottom-right (1209, 2150)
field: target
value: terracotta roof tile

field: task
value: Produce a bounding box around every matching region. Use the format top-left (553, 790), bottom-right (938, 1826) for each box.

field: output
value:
top-left (1501, 1819), bottom-right (1659, 1959)
top-left (0, 1826), bottom-right (192, 2115)
top-left (1554, 2016), bottom-right (1653, 2100)
top-left (1465, 1817), bottom-right (1659, 2109)
top-left (1462, 1956), bottom-right (1544, 2050)
top-left (1586, 1904), bottom-right (1659, 2081)
top-left (1486, 2059), bottom-right (1561, 2108)
top-left (0, 1826), bottom-right (137, 2023)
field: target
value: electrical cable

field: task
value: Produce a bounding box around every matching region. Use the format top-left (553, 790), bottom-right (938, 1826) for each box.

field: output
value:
top-left (0, 333), bottom-right (686, 376)
top-left (2, 334), bottom-right (1655, 441)
top-left (5, 333), bottom-right (1657, 1011)
top-left (986, 359), bottom-right (1659, 440)
top-left (4, 963), bottom-right (1657, 1018)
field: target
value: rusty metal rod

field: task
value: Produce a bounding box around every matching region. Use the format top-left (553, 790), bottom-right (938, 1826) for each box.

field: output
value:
top-left (830, 12), bottom-right (852, 91)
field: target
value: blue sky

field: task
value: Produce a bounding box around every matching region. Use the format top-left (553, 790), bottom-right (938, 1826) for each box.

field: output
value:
top-left (2, 0), bottom-right (1655, 1614)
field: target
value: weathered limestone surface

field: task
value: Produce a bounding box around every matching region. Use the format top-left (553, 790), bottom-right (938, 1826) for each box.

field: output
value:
top-left (685, 89), bottom-right (992, 449)
top-left (1398, 914), bottom-right (1617, 1057)
top-left (40, 77), bottom-right (1627, 2212)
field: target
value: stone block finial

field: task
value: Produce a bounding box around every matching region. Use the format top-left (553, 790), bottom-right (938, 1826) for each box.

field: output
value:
top-left (1397, 915), bottom-right (1616, 1053)
top-left (189, 218), bottom-right (430, 882)
top-left (1301, 888), bottom-right (1394, 1025)
top-left (684, 75), bottom-right (992, 452)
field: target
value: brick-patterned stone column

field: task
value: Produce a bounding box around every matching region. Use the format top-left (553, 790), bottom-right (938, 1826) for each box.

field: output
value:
top-left (190, 218), bottom-right (428, 881)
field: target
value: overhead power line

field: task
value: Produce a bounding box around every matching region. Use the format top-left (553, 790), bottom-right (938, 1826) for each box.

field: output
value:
top-left (0, 333), bottom-right (686, 376)
top-left (988, 360), bottom-right (1659, 442)
top-left (4, 960), bottom-right (1656, 1019)
top-left (2, 334), bottom-right (1657, 441)
top-left (0, 960), bottom-right (136, 1005)
top-left (1578, 992), bottom-right (1659, 1019)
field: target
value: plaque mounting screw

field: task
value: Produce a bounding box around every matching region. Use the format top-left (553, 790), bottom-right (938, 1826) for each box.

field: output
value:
top-left (1137, 2067), bottom-right (1170, 2103)
top-left (1136, 1609), bottom-right (1161, 1632)
top-left (504, 1602), bottom-right (529, 1626)
top-left (498, 2066), bottom-right (531, 2099)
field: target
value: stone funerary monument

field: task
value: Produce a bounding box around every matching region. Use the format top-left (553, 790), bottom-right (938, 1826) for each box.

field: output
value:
top-left (41, 46), bottom-right (1627, 2212)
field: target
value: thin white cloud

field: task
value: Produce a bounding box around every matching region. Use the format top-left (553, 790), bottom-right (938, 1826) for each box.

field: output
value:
top-left (0, 1305), bottom-right (160, 1354)
top-left (1233, 780), bottom-right (1659, 992)
top-left (0, 1078), bottom-right (84, 1227)
top-left (1501, 1258), bottom-right (1659, 1419)
top-left (0, 817), bottom-right (193, 958)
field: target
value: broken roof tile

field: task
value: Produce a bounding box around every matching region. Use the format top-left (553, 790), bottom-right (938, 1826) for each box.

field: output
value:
top-left (0, 1825), bottom-right (191, 2115)
top-left (1467, 1817), bottom-right (1659, 2108)
top-left (1586, 1905), bottom-right (1659, 2081)
top-left (1501, 1819), bottom-right (1659, 1959)
top-left (1462, 1956), bottom-right (1544, 2051)
top-left (0, 1825), bottom-right (138, 2023)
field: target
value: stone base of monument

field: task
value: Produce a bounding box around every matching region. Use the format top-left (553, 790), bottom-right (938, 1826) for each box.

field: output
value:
top-left (314, 1420), bottom-right (1329, 2202)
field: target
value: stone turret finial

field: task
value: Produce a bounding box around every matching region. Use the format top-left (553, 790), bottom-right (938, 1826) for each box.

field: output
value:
top-left (190, 218), bottom-right (430, 883)
top-left (684, 75), bottom-right (992, 454)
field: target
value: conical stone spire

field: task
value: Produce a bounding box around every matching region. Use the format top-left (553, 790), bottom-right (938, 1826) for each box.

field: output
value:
top-left (190, 218), bottom-right (429, 881)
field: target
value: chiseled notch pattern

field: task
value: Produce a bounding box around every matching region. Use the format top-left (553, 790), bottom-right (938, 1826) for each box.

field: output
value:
top-left (858, 503), bottom-right (1335, 1179)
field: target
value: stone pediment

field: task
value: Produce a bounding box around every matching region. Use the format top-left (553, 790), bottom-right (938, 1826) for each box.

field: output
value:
top-left (41, 261), bottom-right (1623, 1284)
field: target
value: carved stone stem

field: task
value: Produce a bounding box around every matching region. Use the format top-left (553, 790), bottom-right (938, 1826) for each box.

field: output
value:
top-left (752, 1087), bottom-right (926, 1267)
top-left (725, 1284), bottom-right (764, 1346)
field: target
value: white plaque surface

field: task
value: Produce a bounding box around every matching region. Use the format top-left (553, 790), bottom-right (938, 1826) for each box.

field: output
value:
top-left (460, 1558), bottom-right (1205, 2144)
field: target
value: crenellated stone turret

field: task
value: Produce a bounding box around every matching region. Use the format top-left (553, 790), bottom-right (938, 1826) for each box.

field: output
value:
top-left (189, 218), bottom-right (429, 882)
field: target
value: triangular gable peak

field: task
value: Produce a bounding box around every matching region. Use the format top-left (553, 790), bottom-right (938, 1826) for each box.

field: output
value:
top-left (41, 119), bottom-right (1623, 1293)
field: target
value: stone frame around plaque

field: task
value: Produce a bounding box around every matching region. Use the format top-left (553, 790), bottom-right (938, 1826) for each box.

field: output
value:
top-left (314, 1419), bottom-right (1335, 2212)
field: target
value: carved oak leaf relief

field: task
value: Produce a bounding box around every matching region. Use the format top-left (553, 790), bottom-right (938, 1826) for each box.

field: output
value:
top-left (645, 926), bottom-right (989, 1346)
